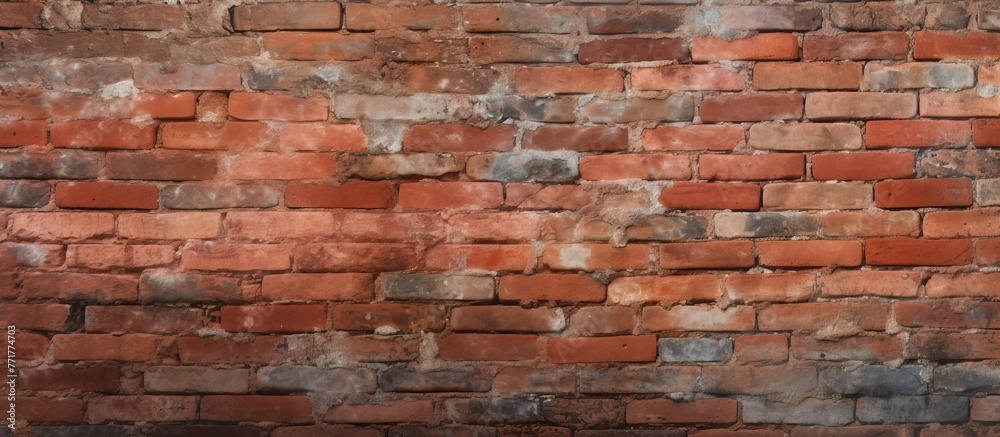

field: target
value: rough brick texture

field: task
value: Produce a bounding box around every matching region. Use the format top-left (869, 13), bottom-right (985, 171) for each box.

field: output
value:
top-left (2, 0), bottom-right (997, 433)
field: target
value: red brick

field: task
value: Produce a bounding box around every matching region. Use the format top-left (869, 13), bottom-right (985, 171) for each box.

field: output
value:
top-left (453, 306), bottom-right (565, 333)
top-left (821, 270), bottom-right (920, 298)
top-left (0, 3), bottom-right (43, 28)
top-left (279, 124), bottom-right (366, 151)
top-left (498, 274), bottom-right (605, 303)
top-left (978, 238), bottom-right (1000, 265)
top-left (921, 90), bottom-right (1000, 118)
top-left (107, 151), bottom-right (218, 181)
top-left (633, 65), bottom-right (743, 91)
top-left (137, 93), bottom-right (198, 119)
top-left (734, 334), bottom-right (788, 363)
top-left (659, 182), bottom-right (760, 211)
top-left (974, 118), bottom-right (1000, 147)
top-left (437, 333), bottom-right (539, 361)
top-left (914, 31), bottom-right (1000, 60)
top-left (626, 398), bottom-right (738, 424)
top-left (340, 335), bottom-right (421, 362)
top-left (608, 275), bottom-right (720, 305)
top-left (201, 396), bottom-right (313, 423)
top-left (699, 154), bottom-right (805, 181)
top-left (866, 238), bottom-right (973, 266)
top-left (449, 212), bottom-right (545, 242)
top-left (659, 241), bottom-right (755, 270)
top-left (700, 94), bottom-right (803, 123)
top-left (579, 37), bottom-right (687, 64)
top-left (10, 212), bottom-right (115, 241)
top-left (823, 211), bottom-right (921, 238)
top-left (692, 34), bottom-right (799, 62)
top-left (15, 332), bottom-right (49, 360)
top-left (924, 208), bottom-right (1000, 238)
top-left (725, 273), bottom-right (816, 303)
top-left (754, 62), bottom-right (863, 90)
top-left (161, 122), bottom-right (273, 150)
top-left (224, 211), bottom-right (340, 240)
top-left (325, 400), bottom-right (434, 424)
top-left (21, 273), bottom-right (138, 302)
top-left (469, 35), bottom-right (573, 64)
top-left (331, 303), bottom-right (446, 332)
top-left (804, 32), bottom-right (909, 61)
top-left (895, 301), bottom-right (1000, 329)
top-left (0, 120), bottom-right (46, 147)
top-left (229, 153), bottom-right (337, 180)
top-left (262, 273), bottom-right (373, 302)
top-left (758, 302), bottom-right (890, 332)
top-left (403, 66), bottom-right (497, 94)
top-left (83, 4), bottom-right (185, 30)
top-left (812, 152), bottom-right (915, 180)
top-left (403, 124), bottom-right (514, 152)
top-left (345, 4), bottom-right (449, 31)
top-left (806, 92), bottom-right (918, 120)
top-left (0, 244), bottom-right (59, 271)
top-left (52, 334), bottom-right (164, 362)
top-left (541, 243), bottom-right (651, 271)
top-left (425, 244), bottom-right (536, 271)
top-left (399, 182), bottom-right (503, 210)
top-left (523, 125), bottom-right (627, 152)
top-left (263, 32), bottom-right (374, 60)
top-left (908, 332), bottom-right (1000, 360)
top-left (178, 336), bottom-right (288, 364)
top-left (54, 182), bottom-right (158, 209)
top-left (874, 178), bottom-right (973, 208)
top-left (758, 240), bottom-right (862, 268)
top-left (643, 305), bottom-right (755, 332)
top-left (221, 305), bottom-right (327, 333)
top-left (228, 93), bottom-right (328, 122)
top-left (20, 365), bottom-right (119, 392)
top-left (182, 243), bottom-right (290, 271)
top-left (579, 155), bottom-right (690, 181)
top-left (134, 63), bottom-right (242, 91)
top-left (18, 397), bottom-right (83, 424)
top-left (85, 306), bottom-right (205, 334)
top-left (87, 396), bottom-right (196, 422)
top-left (972, 397), bottom-right (1000, 422)
top-left (232, 2), bottom-right (342, 30)
top-left (51, 120), bottom-right (155, 150)
top-left (792, 334), bottom-right (903, 362)
top-left (293, 243), bottom-right (419, 272)
top-left (762, 182), bottom-right (872, 210)
top-left (285, 182), bottom-right (394, 209)
top-left (119, 212), bottom-right (220, 239)
top-left (643, 125), bottom-right (744, 152)
top-left (565, 307), bottom-right (636, 336)
top-left (0, 304), bottom-right (70, 331)
top-left (548, 335), bottom-right (656, 363)
top-left (866, 120), bottom-right (971, 148)
top-left (516, 67), bottom-right (623, 95)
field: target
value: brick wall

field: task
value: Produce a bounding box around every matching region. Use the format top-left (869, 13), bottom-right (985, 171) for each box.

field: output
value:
top-left (3, 0), bottom-right (1000, 434)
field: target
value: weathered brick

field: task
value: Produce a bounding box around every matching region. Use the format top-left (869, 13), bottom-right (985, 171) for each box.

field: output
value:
top-left (725, 273), bottom-right (815, 303)
top-left (578, 368), bottom-right (699, 394)
top-left (495, 367), bottom-right (576, 394)
top-left (345, 4), bottom-right (450, 31)
top-left (10, 212), bottom-right (115, 241)
top-left (383, 274), bottom-right (494, 301)
top-left (524, 125), bottom-right (626, 152)
top-left (144, 366), bottom-right (249, 394)
top-left (582, 96), bottom-right (695, 123)
top-left (221, 305), bottom-right (326, 333)
top-left (200, 396), bottom-right (313, 423)
top-left (633, 65), bottom-right (743, 91)
top-left (875, 178), bottom-right (972, 208)
top-left (543, 398), bottom-right (621, 426)
top-left (399, 182), bottom-right (503, 209)
top-left (749, 123), bottom-right (861, 151)
top-left (228, 153), bottom-right (337, 180)
top-left (442, 398), bottom-right (541, 424)
top-left (822, 210), bottom-right (920, 237)
top-left (21, 365), bottom-right (119, 392)
top-left (438, 334), bottom-right (539, 361)
top-left (453, 306), bottom-right (564, 333)
top-left (0, 180), bottom-right (49, 208)
top-left (403, 124), bottom-right (514, 152)
top-left (699, 154), bottom-right (805, 181)
top-left (692, 34), bottom-right (799, 62)
top-left (469, 36), bottom-right (573, 64)
top-left (580, 155), bottom-right (690, 181)
top-left (467, 151), bottom-right (579, 183)
top-left (465, 6), bottom-right (576, 33)
top-left (821, 365), bottom-right (926, 396)
top-left (161, 122), bottom-right (272, 150)
top-left (83, 4), bottom-right (185, 30)
top-left (285, 182), bottom-right (394, 209)
top-left (119, 212), bottom-right (220, 239)
top-left (608, 275), bottom-right (719, 305)
top-left (0, 120), bottom-right (46, 147)
top-left (139, 272), bottom-right (240, 304)
top-left (926, 273), bottom-right (1000, 298)
top-left (755, 62), bottom-right (862, 90)
top-left (584, 8), bottom-right (682, 34)
top-left (51, 120), bottom-right (155, 150)
top-left (404, 66), bottom-right (498, 94)
top-left (107, 151), bottom-right (217, 181)
top-left (658, 338), bottom-right (732, 363)
top-left (792, 335), bottom-right (904, 362)
top-left (379, 369), bottom-right (490, 392)
top-left (864, 63), bottom-right (974, 91)
top-left (325, 400), bottom-right (434, 424)
top-left (52, 333), bottom-right (164, 362)
top-left (857, 396), bottom-right (968, 424)
top-left (232, 2), bottom-right (342, 31)
top-left (974, 119), bottom-right (1000, 148)
top-left (921, 91), bottom-right (1000, 118)
top-left (498, 274), bottom-right (605, 303)
top-left (342, 154), bottom-right (460, 179)
top-left (134, 63), bottom-right (242, 91)
top-left (178, 336), bottom-right (288, 364)
top-left (806, 92), bottom-right (918, 120)
top-left (830, 3), bottom-right (925, 31)
top-left (660, 241), bottom-right (755, 269)
top-left (734, 334), bottom-right (788, 364)
top-left (0, 150), bottom-right (99, 180)
top-left (162, 184), bottom-right (280, 209)
top-left (804, 32), bottom-right (909, 61)
top-left (86, 305), bottom-right (204, 334)
top-left (763, 182), bottom-right (872, 210)
top-left (643, 306), bottom-right (755, 332)
top-left (280, 124), bottom-right (366, 151)
top-left (516, 67), bottom-right (622, 95)
top-left (703, 366), bottom-right (817, 395)
top-left (86, 396), bottom-right (196, 422)
top-left (228, 93), bottom-right (328, 122)
top-left (743, 398), bottom-right (853, 426)
top-left (759, 302), bottom-right (889, 332)
top-left (65, 244), bottom-right (173, 269)
top-left (257, 366), bottom-right (376, 394)
top-left (820, 270), bottom-right (920, 298)
top-left (643, 125), bottom-right (744, 152)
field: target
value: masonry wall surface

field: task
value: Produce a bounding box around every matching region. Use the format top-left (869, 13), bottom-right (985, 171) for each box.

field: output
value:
top-left (2, 0), bottom-right (1000, 435)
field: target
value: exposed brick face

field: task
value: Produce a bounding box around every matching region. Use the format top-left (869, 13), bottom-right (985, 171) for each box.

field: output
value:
top-left (3, 0), bottom-right (995, 432)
